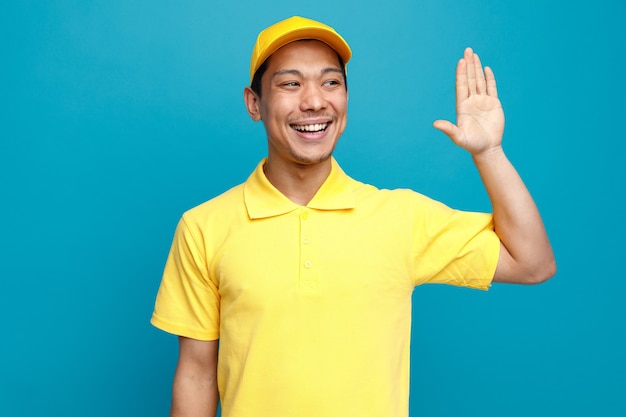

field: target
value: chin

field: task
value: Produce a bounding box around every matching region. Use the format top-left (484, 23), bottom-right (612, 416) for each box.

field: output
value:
top-left (292, 151), bottom-right (334, 166)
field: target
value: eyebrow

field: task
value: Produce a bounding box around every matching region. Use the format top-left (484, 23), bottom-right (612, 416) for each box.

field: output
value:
top-left (272, 67), bottom-right (344, 80)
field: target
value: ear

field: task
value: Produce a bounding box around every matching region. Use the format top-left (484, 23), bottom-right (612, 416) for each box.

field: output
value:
top-left (243, 87), bottom-right (262, 122)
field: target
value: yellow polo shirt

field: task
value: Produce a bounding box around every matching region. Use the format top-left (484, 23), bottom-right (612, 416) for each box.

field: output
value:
top-left (151, 158), bottom-right (499, 417)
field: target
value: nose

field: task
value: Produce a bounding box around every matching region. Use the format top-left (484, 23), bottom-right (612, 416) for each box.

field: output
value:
top-left (299, 83), bottom-right (327, 113)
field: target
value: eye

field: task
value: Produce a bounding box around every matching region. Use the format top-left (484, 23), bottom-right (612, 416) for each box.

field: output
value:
top-left (281, 81), bottom-right (300, 88)
top-left (323, 79), bottom-right (342, 87)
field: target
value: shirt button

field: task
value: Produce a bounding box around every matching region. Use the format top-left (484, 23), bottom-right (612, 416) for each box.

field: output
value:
top-left (301, 211), bottom-right (309, 220)
top-left (304, 260), bottom-right (312, 268)
top-left (302, 236), bottom-right (311, 244)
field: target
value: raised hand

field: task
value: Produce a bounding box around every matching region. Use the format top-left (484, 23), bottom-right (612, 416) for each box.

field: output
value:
top-left (433, 47), bottom-right (505, 156)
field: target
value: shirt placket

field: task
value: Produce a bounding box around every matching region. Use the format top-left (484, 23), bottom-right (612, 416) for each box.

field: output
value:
top-left (299, 207), bottom-right (318, 292)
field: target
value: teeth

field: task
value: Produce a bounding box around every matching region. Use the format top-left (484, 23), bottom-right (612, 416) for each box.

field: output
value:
top-left (293, 123), bottom-right (328, 132)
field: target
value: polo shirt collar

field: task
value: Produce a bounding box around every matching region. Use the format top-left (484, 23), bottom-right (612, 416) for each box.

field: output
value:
top-left (244, 157), bottom-right (356, 219)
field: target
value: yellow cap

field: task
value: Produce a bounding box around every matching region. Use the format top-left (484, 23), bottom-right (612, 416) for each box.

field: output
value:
top-left (249, 16), bottom-right (352, 84)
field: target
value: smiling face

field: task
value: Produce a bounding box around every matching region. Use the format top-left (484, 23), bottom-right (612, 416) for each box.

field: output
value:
top-left (245, 40), bottom-right (348, 172)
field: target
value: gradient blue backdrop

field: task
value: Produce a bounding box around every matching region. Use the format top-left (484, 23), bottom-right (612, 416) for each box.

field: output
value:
top-left (2, 1), bottom-right (624, 416)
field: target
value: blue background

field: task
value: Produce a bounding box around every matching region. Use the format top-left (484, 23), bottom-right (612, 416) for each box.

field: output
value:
top-left (2, 1), bottom-right (625, 416)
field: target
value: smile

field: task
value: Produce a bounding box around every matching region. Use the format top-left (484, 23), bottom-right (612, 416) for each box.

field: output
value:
top-left (291, 123), bottom-right (329, 133)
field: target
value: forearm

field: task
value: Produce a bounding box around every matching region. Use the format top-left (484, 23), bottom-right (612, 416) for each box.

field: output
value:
top-left (171, 367), bottom-right (218, 417)
top-left (473, 146), bottom-right (555, 283)
top-left (171, 337), bottom-right (219, 417)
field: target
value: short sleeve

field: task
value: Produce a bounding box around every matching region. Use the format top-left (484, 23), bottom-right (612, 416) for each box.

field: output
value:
top-left (411, 194), bottom-right (500, 290)
top-left (151, 216), bottom-right (220, 340)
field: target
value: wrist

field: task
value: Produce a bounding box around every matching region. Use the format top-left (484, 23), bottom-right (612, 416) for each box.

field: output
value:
top-left (471, 145), bottom-right (506, 165)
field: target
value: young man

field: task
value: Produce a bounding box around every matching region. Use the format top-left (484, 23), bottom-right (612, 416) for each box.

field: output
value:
top-left (151, 16), bottom-right (556, 417)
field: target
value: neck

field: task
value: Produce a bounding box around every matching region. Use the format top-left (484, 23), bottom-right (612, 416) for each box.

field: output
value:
top-left (263, 157), bottom-right (332, 206)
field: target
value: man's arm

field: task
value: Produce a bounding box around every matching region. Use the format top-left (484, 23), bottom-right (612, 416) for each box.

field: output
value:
top-left (434, 47), bottom-right (556, 284)
top-left (171, 337), bottom-right (219, 417)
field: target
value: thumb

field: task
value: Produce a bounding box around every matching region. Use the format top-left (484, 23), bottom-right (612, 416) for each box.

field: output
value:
top-left (433, 120), bottom-right (459, 141)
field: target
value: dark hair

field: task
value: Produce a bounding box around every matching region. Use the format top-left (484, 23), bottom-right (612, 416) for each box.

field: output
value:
top-left (250, 42), bottom-right (348, 98)
top-left (250, 58), bottom-right (270, 98)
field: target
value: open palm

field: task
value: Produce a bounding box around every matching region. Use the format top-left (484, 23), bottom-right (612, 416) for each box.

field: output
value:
top-left (434, 48), bottom-right (505, 155)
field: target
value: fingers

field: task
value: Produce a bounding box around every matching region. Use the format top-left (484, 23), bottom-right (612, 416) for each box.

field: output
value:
top-left (473, 52), bottom-right (486, 95)
top-left (456, 57), bottom-right (469, 102)
top-left (458, 47), bottom-right (494, 98)
top-left (465, 47), bottom-right (477, 95)
top-left (485, 66), bottom-right (498, 98)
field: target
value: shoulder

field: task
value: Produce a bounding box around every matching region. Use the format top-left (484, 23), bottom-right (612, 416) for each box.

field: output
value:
top-left (353, 182), bottom-right (449, 213)
top-left (181, 182), bottom-right (247, 228)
